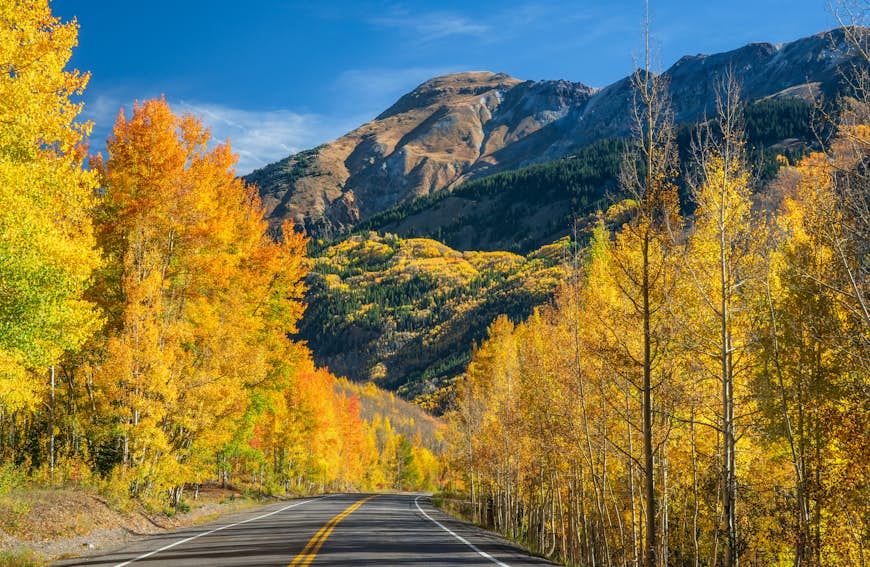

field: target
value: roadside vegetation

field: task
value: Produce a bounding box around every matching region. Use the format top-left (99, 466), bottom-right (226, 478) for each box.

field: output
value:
top-left (445, 25), bottom-right (869, 567)
top-left (0, 4), bottom-right (443, 562)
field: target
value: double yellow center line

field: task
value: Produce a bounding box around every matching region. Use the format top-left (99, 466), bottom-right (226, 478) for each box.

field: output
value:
top-left (288, 495), bottom-right (377, 567)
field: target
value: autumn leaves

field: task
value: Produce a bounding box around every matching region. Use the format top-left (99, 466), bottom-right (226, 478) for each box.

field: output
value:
top-left (0, 1), bottom-right (438, 507)
top-left (86, 98), bottom-right (312, 502)
top-left (0, 0), bottom-right (100, 413)
top-left (449, 74), bottom-right (869, 566)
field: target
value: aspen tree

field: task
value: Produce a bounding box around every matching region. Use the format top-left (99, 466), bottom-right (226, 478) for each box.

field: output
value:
top-left (94, 99), bottom-right (311, 501)
top-left (759, 127), bottom-right (869, 565)
top-left (610, 6), bottom-right (681, 564)
top-left (0, 0), bottom-right (101, 415)
top-left (682, 73), bottom-right (764, 567)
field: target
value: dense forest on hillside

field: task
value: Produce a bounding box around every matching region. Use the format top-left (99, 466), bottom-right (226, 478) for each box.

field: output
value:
top-left (300, 234), bottom-right (568, 410)
top-left (355, 98), bottom-right (816, 253)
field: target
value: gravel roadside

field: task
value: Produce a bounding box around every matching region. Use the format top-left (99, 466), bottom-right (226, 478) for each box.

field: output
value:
top-left (0, 486), bottom-right (272, 565)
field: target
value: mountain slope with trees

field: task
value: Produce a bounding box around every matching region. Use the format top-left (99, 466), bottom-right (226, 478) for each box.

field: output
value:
top-left (352, 97), bottom-right (816, 253)
top-left (249, 29), bottom-right (856, 240)
top-left (300, 233), bottom-right (568, 409)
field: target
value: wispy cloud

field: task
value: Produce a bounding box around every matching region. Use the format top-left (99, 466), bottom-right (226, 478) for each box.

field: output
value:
top-left (369, 7), bottom-right (489, 42)
top-left (175, 102), bottom-right (353, 174)
top-left (80, 94), bottom-right (357, 175)
top-left (80, 93), bottom-right (126, 133)
top-left (364, 3), bottom-right (617, 50)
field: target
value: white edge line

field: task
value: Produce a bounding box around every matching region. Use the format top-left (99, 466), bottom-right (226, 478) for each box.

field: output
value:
top-left (113, 495), bottom-right (331, 567)
top-left (414, 495), bottom-right (511, 567)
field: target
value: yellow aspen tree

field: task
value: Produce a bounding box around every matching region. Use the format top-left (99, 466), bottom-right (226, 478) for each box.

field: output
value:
top-left (0, 0), bottom-right (101, 415)
top-left (452, 316), bottom-right (518, 525)
top-left (683, 74), bottom-right (762, 567)
top-left (759, 126), bottom-right (869, 565)
top-left (94, 98), bottom-right (309, 503)
top-left (610, 11), bottom-right (682, 563)
top-left (572, 223), bottom-right (638, 565)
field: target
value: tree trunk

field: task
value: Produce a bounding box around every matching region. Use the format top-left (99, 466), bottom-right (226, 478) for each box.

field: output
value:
top-left (643, 232), bottom-right (656, 567)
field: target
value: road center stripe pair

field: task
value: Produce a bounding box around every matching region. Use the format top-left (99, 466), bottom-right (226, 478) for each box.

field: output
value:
top-left (288, 495), bottom-right (378, 567)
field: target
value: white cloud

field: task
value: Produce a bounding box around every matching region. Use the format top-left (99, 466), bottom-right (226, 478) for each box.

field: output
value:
top-left (175, 102), bottom-right (352, 175)
top-left (369, 8), bottom-right (489, 42)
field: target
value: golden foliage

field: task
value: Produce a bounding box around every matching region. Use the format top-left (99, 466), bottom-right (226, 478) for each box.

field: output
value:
top-left (0, 0), bottom-right (102, 411)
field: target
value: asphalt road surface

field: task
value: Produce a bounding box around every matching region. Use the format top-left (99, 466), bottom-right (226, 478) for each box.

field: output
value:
top-left (54, 493), bottom-right (558, 566)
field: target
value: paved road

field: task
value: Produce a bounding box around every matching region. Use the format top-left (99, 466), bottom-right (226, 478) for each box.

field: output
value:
top-left (54, 493), bottom-right (557, 566)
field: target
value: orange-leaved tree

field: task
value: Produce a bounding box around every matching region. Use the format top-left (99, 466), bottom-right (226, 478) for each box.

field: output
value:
top-left (92, 98), bottom-right (308, 504)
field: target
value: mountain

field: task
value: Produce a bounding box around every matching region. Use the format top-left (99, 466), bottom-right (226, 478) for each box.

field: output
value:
top-left (247, 72), bottom-right (594, 237)
top-left (247, 28), bottom-right (857, 239)
top-left (354, 97), bottom-right (816, 253)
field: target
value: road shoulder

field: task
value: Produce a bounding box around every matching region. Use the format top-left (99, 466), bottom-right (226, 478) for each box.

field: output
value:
top-left (0, 486), bottom-right (291, 566)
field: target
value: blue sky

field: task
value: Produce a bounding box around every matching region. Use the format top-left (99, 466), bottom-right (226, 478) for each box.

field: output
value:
top-left (54, 1), bottom-right (836, 174)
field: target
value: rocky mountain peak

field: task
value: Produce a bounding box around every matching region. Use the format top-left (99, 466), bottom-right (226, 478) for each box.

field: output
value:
top-left (246, 28), bottom-right (864, 239)
top-left (376, 71), bottom-right (521, 120)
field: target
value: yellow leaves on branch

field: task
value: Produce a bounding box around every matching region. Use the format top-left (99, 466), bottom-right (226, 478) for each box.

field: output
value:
top-left (0, 0), bottom-right (101, 411)
top-left (92, 98), bottom-right (311, 493)
top-left (0, 0), bottom-right (91, 153)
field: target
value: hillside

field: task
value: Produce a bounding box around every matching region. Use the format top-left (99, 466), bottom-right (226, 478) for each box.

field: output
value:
top-left (336, 378), bottom-right (446, 451)
top-left (352, 97), bottom-right (816, 252)
top-left (299, 234), bottom-right (568, 409)
top-left (248, 28), bottom-right (856, 239)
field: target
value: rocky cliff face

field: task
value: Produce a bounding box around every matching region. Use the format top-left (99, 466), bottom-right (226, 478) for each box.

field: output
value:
top-left (246, 28), bottom-right (859, 237)
top-left (248, 72), bottom-right (595, 236)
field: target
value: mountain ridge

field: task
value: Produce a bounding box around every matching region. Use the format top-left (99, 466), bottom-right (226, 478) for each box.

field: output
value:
top-left (246, 28), bottom-right (858, 239)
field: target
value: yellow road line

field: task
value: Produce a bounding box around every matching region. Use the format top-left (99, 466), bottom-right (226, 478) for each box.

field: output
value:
top-left (289, 495), bottom-right (377, 567)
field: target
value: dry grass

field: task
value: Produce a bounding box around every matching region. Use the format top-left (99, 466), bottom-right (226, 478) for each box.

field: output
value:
top-left (0, 548), bottom-right (39, 567)
top-left (0, 484), bottom-right (257, 566)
